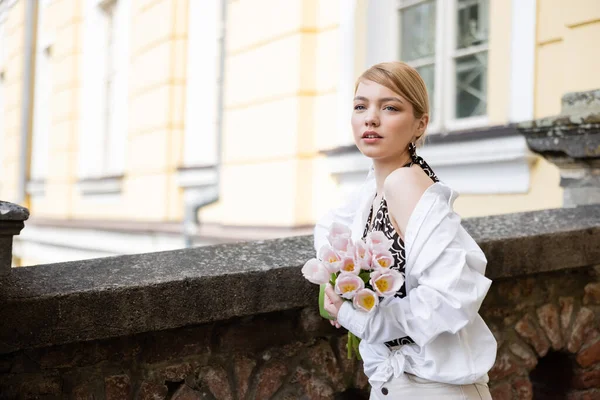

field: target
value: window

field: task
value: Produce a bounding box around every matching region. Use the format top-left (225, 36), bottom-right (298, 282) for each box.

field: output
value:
top-left (79, 0), bottom-right (129, 184)
top-left (398, 0), bottom-right (489, 132)
top-left (30, 0), bottom-right (52, 189)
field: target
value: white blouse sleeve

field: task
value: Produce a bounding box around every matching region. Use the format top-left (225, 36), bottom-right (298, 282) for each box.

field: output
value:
top-left (337, 185), bottom-right (492, 348)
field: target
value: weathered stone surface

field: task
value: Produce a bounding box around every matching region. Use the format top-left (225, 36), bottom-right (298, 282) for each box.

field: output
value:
top-left (509, 341), bottom-right (538, 371)
top-left (560, 297), bottom-right (575, 338)
top-left (515, 314), bottom-right (551, 357)
top-left (0, 201), bottom-right (30, 221)
top-left (199, 366), bottom-right (233, 400)
top-left (572, 369), bottom-right (600, 390)
top-left (513, 377), bottom-right (533, 400)
top-left (307, 341), bottom-right (343, 391)
top-left (537, 303), bottom-right (564, 350)
top-left (583, 282), bottom-right (600, 305)
top-left (488, 324), bottom-right (504, 349)
top-left (336, 334), bottom-right (357, 377)
top-left (293, 367), bottom-right (335, 400)
top-left (562, 89), bottom-right (600, 114)
top-left (568, 308), bottom-right (595, 353)
top-left (300, 307), bottom-right (325, 334)
top-left (138, 325), bottom-right (213, 364)
top-left (137, 381), bottom-right (168, 400)
top-left (488, 352), bottom-right (518, 381)
top-left (71, 384), bottom-right (95, 400)
top-left (567, 389), bottom-right (600, 400)
top-left (354, 368), bottom-right (369, 390)
top-left (234, 355), bottom-right (256, 400)
top-left (463, 205), bottom-right (600, 280)
top-left (577, 339), bottom-right (600, 368)
top-left (214, 314), bottom-right (296, 353)
top-left (161, 362), bottom-right (193, 382)
top-left (171, 384), bottom-right (202, 400)
top-left (255, 361), bottom-right (288, 399)
top-left (489, 382), bottom-right (512, 400)
top-left (22, 375), bottom-right (62, 396)
top-left (2, 205), bottom-right (600, 353)
top-left (105, 375), bottom-right (131, 400)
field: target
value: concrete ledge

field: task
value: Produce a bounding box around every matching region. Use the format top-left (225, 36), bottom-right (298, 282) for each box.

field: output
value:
top-left (1, 205), bottom-right (600, 353)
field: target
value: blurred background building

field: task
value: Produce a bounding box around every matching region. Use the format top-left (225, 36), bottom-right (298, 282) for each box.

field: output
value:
top-left (0, 0), bottom-right (598, 266)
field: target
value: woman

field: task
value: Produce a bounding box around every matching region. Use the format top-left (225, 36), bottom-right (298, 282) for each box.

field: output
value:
top-left (316, 62), bottom-right (497, 399)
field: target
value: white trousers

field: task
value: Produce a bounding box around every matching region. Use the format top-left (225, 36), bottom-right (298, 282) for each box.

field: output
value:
top-left (369, 373), bottom-right (493, 400)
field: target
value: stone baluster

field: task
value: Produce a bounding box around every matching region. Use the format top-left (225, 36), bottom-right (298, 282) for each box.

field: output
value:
top-left (0, 201), bottom-right (29, 275)
top-left (518, 89), bottom-right (600, 207)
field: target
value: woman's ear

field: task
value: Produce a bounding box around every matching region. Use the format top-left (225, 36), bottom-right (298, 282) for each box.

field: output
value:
top-left (419, 114), bottom-right (429, 131)
top-left (415, 114), bottom-right (428, 140)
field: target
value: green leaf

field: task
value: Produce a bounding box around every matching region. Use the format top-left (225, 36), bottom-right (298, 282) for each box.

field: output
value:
top-left (359, 271), bottom-right (371, 284)
top-left (346, 332), bottom-right (362, 360)
top-left (330, 272), bottom-right (339, 285)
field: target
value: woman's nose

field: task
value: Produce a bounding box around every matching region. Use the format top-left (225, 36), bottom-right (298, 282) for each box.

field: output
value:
top-left (365, 111), bottom-right (379, 126)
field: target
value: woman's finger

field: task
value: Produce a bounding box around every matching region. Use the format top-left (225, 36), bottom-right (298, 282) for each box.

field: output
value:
top-left (325, 285), bottom-right (336, 299)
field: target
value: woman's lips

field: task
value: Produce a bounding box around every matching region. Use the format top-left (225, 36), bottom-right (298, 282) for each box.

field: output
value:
top-left (362, 137), bottom-right (382, 144)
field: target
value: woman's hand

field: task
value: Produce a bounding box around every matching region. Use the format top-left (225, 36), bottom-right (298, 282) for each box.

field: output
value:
top-left (324, 283), bottom-right (344, 328)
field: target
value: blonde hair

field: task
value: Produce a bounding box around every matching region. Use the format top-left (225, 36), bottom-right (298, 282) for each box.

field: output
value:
top-left (355, 61), bottom-right (429, 145)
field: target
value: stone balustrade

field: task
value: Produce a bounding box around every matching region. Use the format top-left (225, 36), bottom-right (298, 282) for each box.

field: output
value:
top-left (0, 204), bottom-right (600, 399)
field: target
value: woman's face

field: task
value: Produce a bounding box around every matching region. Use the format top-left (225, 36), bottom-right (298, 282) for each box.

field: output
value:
top-left (351, 80), bottom-right (426, 162)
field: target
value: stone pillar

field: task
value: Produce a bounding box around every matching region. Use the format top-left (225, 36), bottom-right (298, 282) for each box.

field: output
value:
top-left (0, 201), bottom-right (29, 275)
top-left (518, 89), bottom-right (600, 207)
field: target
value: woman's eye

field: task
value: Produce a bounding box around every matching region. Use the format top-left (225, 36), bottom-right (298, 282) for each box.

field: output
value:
top-left (384, 106), bottom-right (398, 112)
top-left (354, 105), bottom-right (366, 110)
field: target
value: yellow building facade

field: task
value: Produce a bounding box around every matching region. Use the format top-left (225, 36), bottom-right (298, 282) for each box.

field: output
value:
top-left (0, 0), bottom-right (599, 266)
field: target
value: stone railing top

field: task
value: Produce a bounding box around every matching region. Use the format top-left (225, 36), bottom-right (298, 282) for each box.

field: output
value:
top-left (518, 89), bottom-right (600, 136)
top-left (519, 89), bottom-right (600, 130)
top-left (0, 201), bottom-right (30, 222)
top-left (1, 205), bottom-right (600, 353)
top-left (518, 89), bottom-right (600, 159)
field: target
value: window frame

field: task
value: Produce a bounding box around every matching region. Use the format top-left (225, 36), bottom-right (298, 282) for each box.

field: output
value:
top-left (397, 0), bottom-right (490, 134)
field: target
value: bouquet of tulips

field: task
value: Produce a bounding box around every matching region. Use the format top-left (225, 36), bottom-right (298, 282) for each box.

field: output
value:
top-left (302, 222), bottom-right (405, 359)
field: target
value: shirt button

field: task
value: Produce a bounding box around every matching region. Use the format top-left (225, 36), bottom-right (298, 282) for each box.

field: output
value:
top-left (381, 387), bottom-right (389, 395)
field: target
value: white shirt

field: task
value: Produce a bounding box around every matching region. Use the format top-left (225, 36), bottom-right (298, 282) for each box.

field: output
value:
top-left (314, 169), bottom-right (497, 388)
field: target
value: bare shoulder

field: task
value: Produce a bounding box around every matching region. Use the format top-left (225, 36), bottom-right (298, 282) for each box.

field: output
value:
top-left (383, 164), bottom-right (433, 200)
top-left (383, 165), bottom-right (434, 236)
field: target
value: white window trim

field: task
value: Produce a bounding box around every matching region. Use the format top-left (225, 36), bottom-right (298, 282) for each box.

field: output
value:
top-left (326, 133), bottom-right (533, 195)
top-left (78, 0), bottom-right (129, 195)
top-left (508, 0), bottom-right (536, 122)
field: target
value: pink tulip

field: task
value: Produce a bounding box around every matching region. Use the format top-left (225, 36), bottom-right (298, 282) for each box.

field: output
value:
top-left (354, 240), bottom-right (372, 270)
top-left (302, 258), bottom-right (331, 285)
top-left (372, 250), bottom-right (395, 270)
top-left (327, 222), bottom-right (352, 243)
top-left (370, 269), bottom-right (404, 297)
top-left (366, 231), bottom-right (393, 252)
top-left (339, 256), bottom-right (360, 275)
top-left (330, 236), bottom-right (352, 254)
top-left (318, 245), bottom-right (342, 273)
top-left (353, 289), bottom-right (379, 313)
top-left (335, 273), bottom-right (365, 299)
